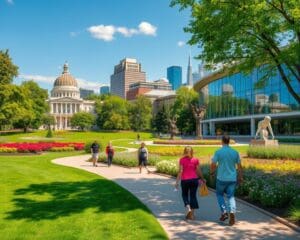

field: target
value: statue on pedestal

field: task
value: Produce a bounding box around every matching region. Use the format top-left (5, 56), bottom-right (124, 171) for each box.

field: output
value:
top-left (191, 105), bottom-right (206, 139)
top-left (168, 116), bottom-right (178, 140)
top-left (255, 116), bottom-right (275, 140)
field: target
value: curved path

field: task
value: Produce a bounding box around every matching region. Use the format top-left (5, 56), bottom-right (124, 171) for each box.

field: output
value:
top-left (53, 155), bottom-right (299, 240)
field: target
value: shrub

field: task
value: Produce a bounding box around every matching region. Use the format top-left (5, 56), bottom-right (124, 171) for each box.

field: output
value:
top-left (247, 145), bottom-right (300, 160)
top-left (289, 197), bottom-right (300, 223)
top-left (0, 147), bottom-right (17, 153)
top-left (156, 160), bottom-right (178, 176)
top-left (46, 128), bottom-right (53, 138)
top-left (84, 142), bottom-right (103, 154)
top-left (97, 151), bottom-right (160, 167)
top-left (49, 147), bottom-right (75, 152)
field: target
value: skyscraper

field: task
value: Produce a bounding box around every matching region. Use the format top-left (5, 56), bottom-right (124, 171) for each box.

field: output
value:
top-left (187, 54), bottom-right (193, 86)
top-left (110, 58), bottom-right (146, 99)
top-left (167, 66), bottom-right (182, 90)
top-left (100, 85), bottom-right (110, 94)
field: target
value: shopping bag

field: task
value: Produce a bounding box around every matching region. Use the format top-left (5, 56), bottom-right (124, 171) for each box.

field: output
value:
top-left (199, 183), bottom-right (209, 197)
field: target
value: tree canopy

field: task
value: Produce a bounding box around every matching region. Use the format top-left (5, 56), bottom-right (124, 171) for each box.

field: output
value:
top-left (171, 0), bottom-right (300, 103)
top-left (96, 95), bottom-right (130, 130)
top-left (129, 96), bottom-right (152, 131)
top-left (70, 112), bottom-right (95, 131)
top-left (0, 50), bottom-right (18, 85)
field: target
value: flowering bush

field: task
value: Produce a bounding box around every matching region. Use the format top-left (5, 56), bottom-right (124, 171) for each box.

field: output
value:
top-left (49, 147), bottom-right (75, 152)
top-left (0, 147), bottom-right (17, 153)
top-left (153, 139), bottom-right (236, 145)
top-left (0, 142), bottom-right (84, 153)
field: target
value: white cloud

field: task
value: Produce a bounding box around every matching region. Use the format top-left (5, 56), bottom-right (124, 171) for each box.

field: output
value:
top-left (87, 21), bottom-right (157, 41)
top-left (116, 27), bottom-right (138, 37)
top-left (19, 74), bottom-right (55, 84)
top-left (19, 74), bottom-right (101, 91)
top-left (177, 41), bottom-right (185, 47)
top-left (87, 25), bottom-right (116, 41)
top-left (138, 21), bottom-right (157, 36)
top-left (6, 0), bottom-right (14, 4)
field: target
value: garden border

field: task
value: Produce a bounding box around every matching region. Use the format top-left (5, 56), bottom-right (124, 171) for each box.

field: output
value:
top-left (150, 170), bottom-right (300, 232)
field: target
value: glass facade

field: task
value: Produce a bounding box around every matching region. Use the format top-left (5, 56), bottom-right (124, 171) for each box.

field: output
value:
top-left (199, 66), bottom-right (300, 136)
top-left (167, 66), bottom-right (182, 90)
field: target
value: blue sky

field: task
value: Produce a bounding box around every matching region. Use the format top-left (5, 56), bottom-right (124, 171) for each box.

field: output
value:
top-left (0, 0), bottom-right (202, 92)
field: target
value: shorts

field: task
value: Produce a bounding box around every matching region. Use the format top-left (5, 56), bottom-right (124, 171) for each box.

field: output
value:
top-left (139, 158), bottom-right (147, 166)
top-left (92, 153), bottom-right (99, 159)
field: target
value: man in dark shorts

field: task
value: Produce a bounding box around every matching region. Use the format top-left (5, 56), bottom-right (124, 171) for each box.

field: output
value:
top-left (138, 142), bottom-right (150, 174)
top-left (90, 141), bottom-right (100, 167)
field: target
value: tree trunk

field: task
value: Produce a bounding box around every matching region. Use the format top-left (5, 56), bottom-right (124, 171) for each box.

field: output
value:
top-left (276, 64), bottom-right (300, 104)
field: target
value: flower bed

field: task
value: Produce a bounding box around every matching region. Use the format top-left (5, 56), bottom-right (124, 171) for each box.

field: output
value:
top-left (0, 147), bottom-right (17, 153)
top-left (155, 157), bottom-right (300, 222)
top-left (153, 139), bottom-right (236, 145)
top-left (247, 145), bottom-right (300, 160)
top-left (0, 142), bottom-right (84, 153)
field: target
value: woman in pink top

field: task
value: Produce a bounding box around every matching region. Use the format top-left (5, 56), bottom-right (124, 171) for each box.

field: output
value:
top-left (175, 146), bottom-right (205, 220)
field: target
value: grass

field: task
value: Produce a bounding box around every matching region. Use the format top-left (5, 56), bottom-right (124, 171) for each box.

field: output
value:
top-left (0, 152), bottom-right (167, 240)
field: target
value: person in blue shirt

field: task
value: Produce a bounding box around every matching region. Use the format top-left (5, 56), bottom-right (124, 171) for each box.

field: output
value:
top-left (210, 135), bottom-right (243, 226)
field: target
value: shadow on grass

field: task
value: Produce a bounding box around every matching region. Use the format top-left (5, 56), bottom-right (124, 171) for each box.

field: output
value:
top-left (6, 179), bottom-right (149, 221)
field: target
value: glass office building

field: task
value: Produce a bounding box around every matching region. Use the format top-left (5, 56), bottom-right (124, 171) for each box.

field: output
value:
top-left (167, 66), bottom-right (182, 90)
top-left (195, 66), bottom-right (300, 136)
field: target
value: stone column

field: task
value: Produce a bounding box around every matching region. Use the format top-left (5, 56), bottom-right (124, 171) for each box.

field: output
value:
top-left (59, 116), bottom-right (62, 129)
top-left (209, 121), bottom-right (215, 136)
top-left (251, 118), bottom-right (255, 137)
top-left (65, 117), bottom-right (67, 129)
top-left (50, 103), bottom-right (53, 114)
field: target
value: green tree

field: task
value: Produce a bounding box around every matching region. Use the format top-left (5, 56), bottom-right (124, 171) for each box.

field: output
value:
top-left (0, 85), bottom-right (32, 130)
top-left (172, 86), bottom-right (199, 134)
top-left (152, 104), bottom-right (170, 133)
top-left (70, 112), bottom-right (95, 131)
top-left (171, 0), bottom-right (300, 103)
top-left (96, 95), bottom-right (129, 130)
top-left (129, 96), bottom-right (152, 131)
top-left (42, 114), bottom-right (55, 129)
top-left (18, 81), bottom-right (49, 130)
top-left (0, 50), bottom-right (18, 85)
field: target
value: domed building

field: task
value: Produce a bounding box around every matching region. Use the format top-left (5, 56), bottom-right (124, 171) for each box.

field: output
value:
top-left (48, 63), bottom-right (95, 130)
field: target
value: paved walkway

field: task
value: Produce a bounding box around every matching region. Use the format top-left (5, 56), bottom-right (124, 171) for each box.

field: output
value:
top-left (53, 155), bottom-right (299, 240)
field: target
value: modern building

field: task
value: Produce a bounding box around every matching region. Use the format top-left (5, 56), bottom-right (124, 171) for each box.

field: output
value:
top-left (187, 55), bottom-right (193, 87)
top-left (167, 66), bottom-right (182, 90)
top-left (110, 58), bottom-right (146, 99)
top-left (47, 63), bottom-right (95, 130)
top-left (79, 88), bottom-right (94, 99)
top-left (100, 85), bottom-right (110, 95)
top-left (194, 66), bottom-right (300, 136)
top-left (192, 72), bottom-right (200, 85)
top-left (126, 78), bottom-right (172, 101)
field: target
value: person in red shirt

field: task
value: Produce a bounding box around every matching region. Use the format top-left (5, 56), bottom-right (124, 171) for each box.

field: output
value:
top-left (105, 141), bottom-right (114, 167)
top-left (175, 146), bottom-right (205, 220)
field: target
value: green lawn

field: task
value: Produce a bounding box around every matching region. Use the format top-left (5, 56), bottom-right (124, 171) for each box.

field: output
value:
top-left (0, 152), bottom-right (167, 240)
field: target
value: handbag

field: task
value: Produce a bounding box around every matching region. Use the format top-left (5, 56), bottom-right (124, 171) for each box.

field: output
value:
top-left (199, 183), bottom-right (209, 197)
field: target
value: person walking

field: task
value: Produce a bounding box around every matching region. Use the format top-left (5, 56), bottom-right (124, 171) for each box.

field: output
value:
top-left (137, 142), bottom-right (150, 174)
top-left (90, 140), bottom-right (100, 167)
top-left (210, 135), bottom-right (243, 226)
top-left (105, 141), bottom-right (114, 167)
top-left (175, 146), bottom-right (205, 220)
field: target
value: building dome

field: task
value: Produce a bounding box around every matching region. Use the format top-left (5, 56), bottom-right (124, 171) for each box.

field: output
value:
top-left (54, 63), bottom-right (78, 87)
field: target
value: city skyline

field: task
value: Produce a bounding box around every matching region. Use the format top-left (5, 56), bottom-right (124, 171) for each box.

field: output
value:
top-left (0, 0), bottom-right (203, 92)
